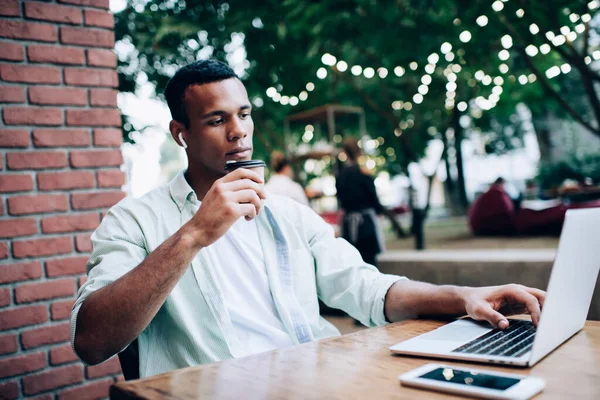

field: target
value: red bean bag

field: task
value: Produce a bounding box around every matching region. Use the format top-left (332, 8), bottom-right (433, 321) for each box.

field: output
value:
top-left (469, 188), bottom-right (600, 237)
top-left (468, 186), bottom-right (516, 236)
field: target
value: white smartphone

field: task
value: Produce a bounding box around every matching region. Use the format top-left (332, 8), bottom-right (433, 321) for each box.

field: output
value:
top-left (398, 363), bottom-right (545, 400)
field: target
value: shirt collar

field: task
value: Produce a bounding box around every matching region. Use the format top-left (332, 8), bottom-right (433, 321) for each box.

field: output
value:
top-left (169, 169), bottom-right (197, 211)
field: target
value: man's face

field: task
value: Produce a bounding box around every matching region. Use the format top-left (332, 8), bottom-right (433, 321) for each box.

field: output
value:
top-left (182, 78), bottom-right (254, 176)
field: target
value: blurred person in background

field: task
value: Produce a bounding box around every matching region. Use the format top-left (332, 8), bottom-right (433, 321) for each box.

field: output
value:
top-left (468, 177), bottom-right (519, 236)
top-left (336, 137), bottom-right (386, 267)
top-left (265, 151), bottom-right (309, 206)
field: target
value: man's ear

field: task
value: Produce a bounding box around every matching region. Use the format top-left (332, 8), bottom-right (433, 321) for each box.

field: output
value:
top-left (169, 120), bottom-right (187, 149)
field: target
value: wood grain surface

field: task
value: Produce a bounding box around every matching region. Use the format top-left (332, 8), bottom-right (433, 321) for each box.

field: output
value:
top-left (111, 319), bottom-right (600, 399)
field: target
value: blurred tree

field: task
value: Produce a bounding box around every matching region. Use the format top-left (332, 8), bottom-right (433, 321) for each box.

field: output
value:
top-left (114, 0), bottom-right (600, 215)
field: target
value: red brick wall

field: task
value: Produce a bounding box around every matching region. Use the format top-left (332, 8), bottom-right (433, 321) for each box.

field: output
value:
top-left (0, 1), bottom-right (126, 398)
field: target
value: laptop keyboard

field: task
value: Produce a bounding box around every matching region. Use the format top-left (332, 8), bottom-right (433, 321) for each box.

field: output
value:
top-left (452, 320), bottom-right (536, 357)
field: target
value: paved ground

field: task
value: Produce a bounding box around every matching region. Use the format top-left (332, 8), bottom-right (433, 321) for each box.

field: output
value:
top-left (385, 216), bottom-right (559, 251)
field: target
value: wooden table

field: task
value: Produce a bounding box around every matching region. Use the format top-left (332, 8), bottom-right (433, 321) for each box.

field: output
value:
top-left (111, 319), bottom-right (600, 399)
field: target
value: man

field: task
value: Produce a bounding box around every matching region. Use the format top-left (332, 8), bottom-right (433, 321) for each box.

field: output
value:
top-left (468, 177), bottom-right (518, 236)
top-left (70, 60), bottom-right (545, 378)
top-left (336, 137), bottom-right (386, 267)
top-left (265, 150), bottom-right (310, 205)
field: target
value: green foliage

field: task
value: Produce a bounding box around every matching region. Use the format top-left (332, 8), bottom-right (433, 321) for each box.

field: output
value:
top-left (537, 153), bottom-right (600, 190)
top-left (114, 0), bottom-right (600, 169)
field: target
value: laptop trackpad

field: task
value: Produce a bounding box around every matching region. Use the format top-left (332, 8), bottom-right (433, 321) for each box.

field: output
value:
top-left (420, 319), bottom-right (492, 342)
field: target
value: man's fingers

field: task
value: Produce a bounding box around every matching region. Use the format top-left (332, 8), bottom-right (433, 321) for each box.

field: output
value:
top-left (222, 168), bottom-right (264, 184)
top-left (238, 204), bottom-right (257, 221)
top-left (232, 189), bottom-right (263, 216)
top-left (505, 288), bottom-right (542, 326)
top-left (474, 303), bottom-right (509, 329)
top-left (224, 179), bottom-right (267, 199)
top-left (523, 286), bottom-right (546, 309)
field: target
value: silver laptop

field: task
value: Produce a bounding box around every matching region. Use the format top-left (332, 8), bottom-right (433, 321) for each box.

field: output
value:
top-left (390, 208), bottom-right (600, 367)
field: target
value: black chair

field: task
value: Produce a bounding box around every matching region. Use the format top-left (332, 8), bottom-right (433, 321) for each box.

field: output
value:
top-left (117, 339), bottom-right (140, 381)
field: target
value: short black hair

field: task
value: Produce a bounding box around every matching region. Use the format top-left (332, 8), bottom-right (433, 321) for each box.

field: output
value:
top-left (342, 137), bottom-right (361, 161)
top-left (164, 60), bottom-right (238, 127)
top-left (270, 151), bottom-right (290, 173)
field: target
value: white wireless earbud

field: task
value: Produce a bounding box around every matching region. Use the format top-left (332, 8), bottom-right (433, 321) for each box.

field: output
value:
top-left (178, 132), bottom-right (188, 149)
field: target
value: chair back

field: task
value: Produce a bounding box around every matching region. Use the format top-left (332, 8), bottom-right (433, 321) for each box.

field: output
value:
top-left (117, 339), bottom-right (139, 381)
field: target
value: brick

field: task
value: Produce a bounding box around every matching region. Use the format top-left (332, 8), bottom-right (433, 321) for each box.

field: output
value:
top-left (87, 48), bottom-right (116, 67)
top-left (64, 67), bottom-right (117, 87)
top-left (78, 276), bottom-right (86, 287)
top-left (0, 305), bottom-right (48, 330)
top-left (0, 0), bottom-right (20, 17)
top-left (7, 151), bottom-right (68, 170)
top-left (8, 193), bottom-right (68, 215)
top-left (30, 395), bottom-right (53, 400)
top-left (71, 149), bottom-right (122, 168)
top-left (25, 2), bottom-right (83, 25)
top-left (22, 364), bottom-right (83, 395)
top-left (33, 128), bottom-right (90, 147)
top-left (21, 322), bottom-right (71, 349)
top-left (75, 234), bottom-right (92, 252)
top-left (0, 288), bottom-right (10, 307)
top-left (0, 219), bottom-right (38, 238)
top-left (29, 87), bottom-right (87, 106)
top-left (90, 88), bottom-right (117, 107)
top-left (0, 42), bottom-right (24, 61)
top-left (50, 299), bottom-right (75, 321)
top-left (0, 381), bottom-right (19, 400)
top-left (84, 9), bottom-right (113, 28)
top-left (0, 64), bottom-right (61, 84)
top-left (13, 237), bottom-right (73, 258)
top-left (0, 129), bottom-right (29, 147)
top-left (0, 86), bottom-right (25, 103)
top-left (46, 256), bottom-right (88, 277)
top-left (60, 26), bottom-right (114, 48)
top-left (0, 20), bottom-right (57, 42)
top-left (86, 356), bottom-right (121, 378)
top-left (94, 128), bottom-right (122, 146)
top-left (72, 191), bottom-right (125, 210)
top-left (0, 243), bottom-right (7, 259)
top-left (98, 170), bottom-right (125, 187)
top-left (37, 171), bottom-right (94, 191)
top-left (28, 45), bottom-right (85, 65)
top-left (59, 0), bottom-right (110, 9)
top-left (0, 261), bottom-right (43, 283)
top-left (43, 214), bottom-right (99, 234)
top-left (58, 378), bottom-right (113, 400)
top-left (0, 334), bottom-right (17, 355)
top-left (50, 343), bottom-right (78, 365)
top-left (0, 174), bottom-right (34, 192)
top-left (0, 352), bottom-right (46, 379)
top-left (3, 107), bottom-right (63, 126)
top-left (15, 279), bottom-right (75, 304)
top-left (0, 201), bottom-right (4, 216)
top-left (66, 109), bottom-right (121, 127)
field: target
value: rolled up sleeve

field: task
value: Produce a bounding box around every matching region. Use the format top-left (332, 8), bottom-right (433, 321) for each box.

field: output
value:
top-left (302, 207), bottom-right (406, 327)
top-left (69, 205), bottom-right (148, 359)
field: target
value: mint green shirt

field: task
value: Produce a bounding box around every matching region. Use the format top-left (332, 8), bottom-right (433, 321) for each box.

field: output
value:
top-left (70, 170), bottom-right (404, 377)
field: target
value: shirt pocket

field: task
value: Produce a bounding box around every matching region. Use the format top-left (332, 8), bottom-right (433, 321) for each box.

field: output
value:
top-left (290, 248), bottom-right (318, 306)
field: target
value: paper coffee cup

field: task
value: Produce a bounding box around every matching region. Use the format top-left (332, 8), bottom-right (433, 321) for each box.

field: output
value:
top-left (224, 160), bottom-right (266, 182)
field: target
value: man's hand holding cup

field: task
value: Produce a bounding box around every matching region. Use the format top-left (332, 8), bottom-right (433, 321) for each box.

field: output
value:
top-left (187, 160), bottom-right (267, 248)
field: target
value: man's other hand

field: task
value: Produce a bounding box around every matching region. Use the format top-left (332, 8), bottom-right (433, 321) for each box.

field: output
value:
top-left (461, 284), bottom-right (546, 329)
